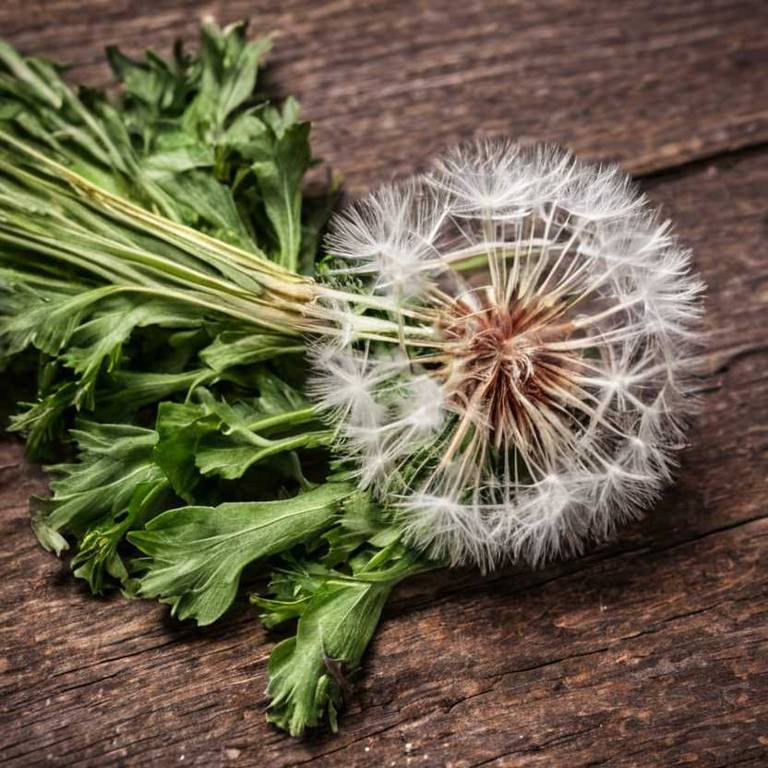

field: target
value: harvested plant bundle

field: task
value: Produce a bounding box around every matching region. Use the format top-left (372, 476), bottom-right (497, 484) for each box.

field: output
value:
top-left (0, 21), bottom-right (701, 736)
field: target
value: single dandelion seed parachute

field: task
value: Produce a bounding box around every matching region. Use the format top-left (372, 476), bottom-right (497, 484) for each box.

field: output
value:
top-left (310, 139), bottom-right (703, 570)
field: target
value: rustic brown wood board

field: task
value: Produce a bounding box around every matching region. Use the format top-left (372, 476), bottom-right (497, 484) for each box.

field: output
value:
top-left (1, 1), bottom-right (767, 766)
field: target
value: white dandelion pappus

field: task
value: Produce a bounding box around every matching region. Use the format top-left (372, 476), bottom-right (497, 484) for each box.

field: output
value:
top-left (310, 139), bottom-right (704, 571)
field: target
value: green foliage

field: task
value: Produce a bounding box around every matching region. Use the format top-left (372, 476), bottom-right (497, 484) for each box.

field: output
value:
top-left (153, 381), bottom-right (324, 498)
top-left (0, 21), bottom-right (321, 263)
top-left (253, 500), bottom-right (433, 735)
top-left (0, 22), bottom-right (431, 738)
top-left (33, 422), bottom-right (164, 547)
top-left (264, 575), bottom-right (392, 735)
top-left (130, 482), bottom-right (354, 626)
top-left (71, 480), bottom-right (168, 595)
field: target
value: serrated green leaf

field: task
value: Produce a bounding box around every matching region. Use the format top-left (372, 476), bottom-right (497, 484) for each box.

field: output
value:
top-left (35, 421), bottom-right (164, 542)
top-left (252, 370), bottom-right (310, 414)
top-left (142, 145), bottom-right (214, 178)
top-left (61, 298), bottom-right (198, 409)
top-left (153, 387), bottom-right (325, 490)
top-left (129, 482), bottom-right (353, 625)
top-left (195, 399), bottom-right (331, 480)
top-left (255, 539), bottom-right (430, 736)
top-left (153, 401), bottom-right (214, 500)
top-left (251, 120), bottom-right (311, 271)
top-left (154, 169), bottom-right (257, 251)
top-left (194, 429), bottom-right (331, 480)
top-left (99, 369), bottom-right (216, 418)
top-left (199, 331), bottom-right (303, 373)
top-left (1, 284), bottom-right (121, 360)
top-left (71, 480), bottom-right (167, 594)
top-left (263, 580), bottom-right (387, 735)
top-left (9, 381), bottom-right (78, 459)
top-left (182, 21), bottom-right (271, 142)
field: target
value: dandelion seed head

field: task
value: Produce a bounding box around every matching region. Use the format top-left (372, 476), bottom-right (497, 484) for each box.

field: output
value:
top-left (311, 139), bottom-right (703, 570)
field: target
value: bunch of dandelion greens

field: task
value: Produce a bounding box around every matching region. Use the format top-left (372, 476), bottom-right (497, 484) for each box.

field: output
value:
top-left (0, 21), bottom-right (702, 738)
top-left (0, 22), bottom-right (433, 737)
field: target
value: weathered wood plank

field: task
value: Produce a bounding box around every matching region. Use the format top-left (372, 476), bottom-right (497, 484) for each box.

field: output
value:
top-left (1, 2), bottom-right (768, 765)
top-left (1, 138), bottom-right (766, 766)
top-left (0, 0), bottom-right (766, 191)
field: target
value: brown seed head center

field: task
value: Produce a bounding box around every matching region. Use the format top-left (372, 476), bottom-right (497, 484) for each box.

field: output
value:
top-left (436, 293), bottom-right (579, 462)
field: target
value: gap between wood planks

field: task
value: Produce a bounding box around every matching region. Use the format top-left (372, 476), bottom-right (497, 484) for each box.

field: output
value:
top-left (634, 138), bottom-right (768, 181)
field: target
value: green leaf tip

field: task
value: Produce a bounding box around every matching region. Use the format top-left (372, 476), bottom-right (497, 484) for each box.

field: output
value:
top-left (255, 536), bottom-right (433, 736)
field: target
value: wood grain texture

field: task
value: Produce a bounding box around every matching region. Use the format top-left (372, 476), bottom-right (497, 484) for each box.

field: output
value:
top-left (1, 0), bottom-right (767, 191)
top-left (1, 2), bottom-right (768, 766)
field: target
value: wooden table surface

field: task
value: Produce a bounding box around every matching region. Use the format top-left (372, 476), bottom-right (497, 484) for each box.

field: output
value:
top-left (1, 1), bottom-right (767, 766)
